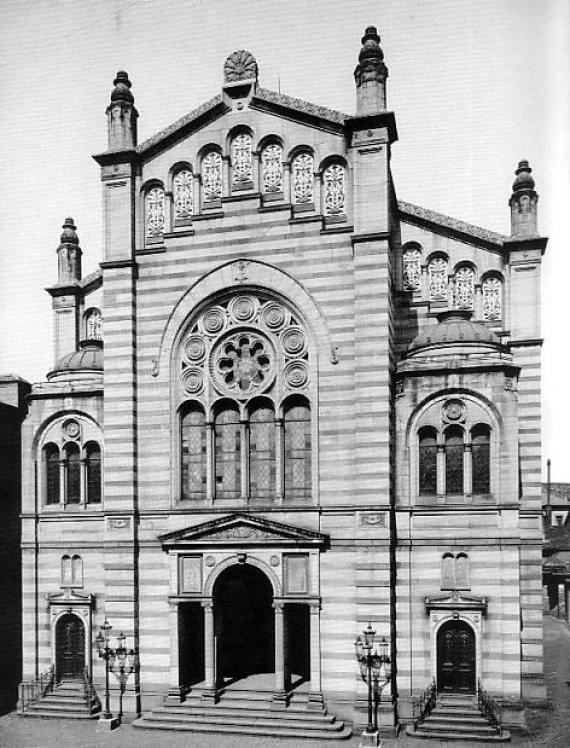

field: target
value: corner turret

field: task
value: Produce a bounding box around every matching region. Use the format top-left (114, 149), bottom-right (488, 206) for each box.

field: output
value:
top-left (106, 71), bottom-right (138, 150)
top-left (509, 160), bottom-right (538, 238)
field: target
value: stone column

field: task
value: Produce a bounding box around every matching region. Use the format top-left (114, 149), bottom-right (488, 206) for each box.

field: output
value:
top-left (437, 443), bottom-right (446, 500)
top-left (283, 162), bottom-right (291, 203)
top-left (308, 602), bottom-right (324, 708)
top-left (474, 283), bottom-right (483, 320)
top-left (420, 264), bottom-right (429, 301)
top-left (166, 601), bottom-right (183, 701)
top-left (240, 420), bottom-right (248, 503)
top-left (206, 421), bottom-right (214, 503)
top-left (222, 156), bottom-right (230, 197)
top-left (252, 151), bottom-right (260, 193)
top-left (275, 418), bottom-right (284, 504)
top-left (164, 192), bottom-right (173, 233)
top-left (202, 600), bottom-right (216, 699)
top-left (272, 602), bottom-right (287, 707)
top-left (464, 443), bottom-right (472, 500)
top-left (80, 458), bottom-right (87, 505)
top-left (312, 172), bottom-right (321, 214)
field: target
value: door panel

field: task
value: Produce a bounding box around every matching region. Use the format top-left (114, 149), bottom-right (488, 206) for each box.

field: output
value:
top-left (56, 614), bottom-right (85, 680)
top-left (437, 621), bottom-right (475, 693)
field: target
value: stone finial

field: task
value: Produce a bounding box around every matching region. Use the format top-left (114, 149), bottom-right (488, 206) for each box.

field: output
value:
top-left (111, 70), bottom-right (134, 103)
top-left (354, 25), bottom-right (388, 114)
top-left (509, 159), bottom-right (538, 237)
top-left (223, 50), bottom-right (258, 84)
top-left (60, 217), bottom-right (78, 245)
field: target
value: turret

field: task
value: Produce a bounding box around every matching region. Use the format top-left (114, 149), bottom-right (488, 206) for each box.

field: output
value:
top-left (354, 26), bottom-right (388, 115)
top-left (106, 70), bottom-right (138, 150)
top-left (509, 160), bottom-right (538, 238)
top-left (57, 217), bottom-right (82, 284)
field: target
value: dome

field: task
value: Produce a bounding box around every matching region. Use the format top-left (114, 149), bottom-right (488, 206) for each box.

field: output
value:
top-left (512, 160), bottom-right (535, 192)
top-left (408, 310), bottom-right (501, 354)
top-left (110, 71), bottom-right (134, 103)
top-left (47, 340), bottom-right (103, 380)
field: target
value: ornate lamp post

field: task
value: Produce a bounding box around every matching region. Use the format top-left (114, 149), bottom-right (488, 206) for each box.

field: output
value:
top-left (95, 619), bottom-right (136, 729)
top-left (354, 623), bottom-right (392, 747)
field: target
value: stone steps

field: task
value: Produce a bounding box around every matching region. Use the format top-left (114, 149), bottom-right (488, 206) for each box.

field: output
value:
top-left (19, 680), bottom-right (100, 720)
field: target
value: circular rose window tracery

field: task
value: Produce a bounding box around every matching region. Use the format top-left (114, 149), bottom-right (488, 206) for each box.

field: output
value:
top-left (211, 330), bottom-right (276, 397)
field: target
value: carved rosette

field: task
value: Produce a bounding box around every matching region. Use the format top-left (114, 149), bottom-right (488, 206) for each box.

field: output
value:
top-left (179, 293), bottom-right (310, 404)
top-left (223, 50), bottom-right (258, 83)
top-left (443, 399), bottom-right (466, 424)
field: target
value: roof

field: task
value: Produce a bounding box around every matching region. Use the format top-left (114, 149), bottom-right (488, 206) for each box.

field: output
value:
top-left (543, 483), bottom-right (570, 505)
top-left (408, 311), bottom-right (501, 354)
top-left (47, 341), bottom-right (103, 379)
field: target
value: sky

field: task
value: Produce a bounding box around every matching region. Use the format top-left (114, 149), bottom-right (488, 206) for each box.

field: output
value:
top-left (0, 0), bottom-right (568, 478)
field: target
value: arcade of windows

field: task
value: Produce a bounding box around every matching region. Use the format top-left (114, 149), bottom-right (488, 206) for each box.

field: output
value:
top-left (402, 244), bottom-right (503, 322)
top-left (143, 131), bottom-right (347, 244)
top-left (178, 293), bottom-right (312, 504)
top-left (43, 420), bottom-right (101, 506)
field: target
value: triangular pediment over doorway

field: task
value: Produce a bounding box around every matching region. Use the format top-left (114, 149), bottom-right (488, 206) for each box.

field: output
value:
top-left (159, 513), bottom-right (328, 549)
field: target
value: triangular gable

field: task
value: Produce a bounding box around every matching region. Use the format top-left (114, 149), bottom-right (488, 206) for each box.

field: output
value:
top-left (159, 513), bottom-right (327, 548)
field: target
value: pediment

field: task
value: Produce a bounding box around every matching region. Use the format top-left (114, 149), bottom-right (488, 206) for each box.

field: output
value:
top-left (47, 588), bottom-right (94, 607)
top-left (159, 513), bottom-right (327, 549)
top-left (425, 590), bottom-right (487, 615)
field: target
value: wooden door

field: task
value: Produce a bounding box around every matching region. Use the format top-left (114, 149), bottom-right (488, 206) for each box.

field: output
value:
top-left (437, 620), bottom-right (475, 693)
top-left (56, 614), bottom-right (85, 680)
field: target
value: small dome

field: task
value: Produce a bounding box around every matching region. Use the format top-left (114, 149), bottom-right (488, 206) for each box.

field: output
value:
top-left (111, 71), bottom-right (134, 103)
top-left (60, 217), bottom-right (78, 246)
top-left (48, 340), bottom-right (103, 380)
top-left (358, 25), bottom-right (384, 64)
top-left (408, 311), bottom-right (501, 354)
top-left (512, 160), bottom-right (535, 192)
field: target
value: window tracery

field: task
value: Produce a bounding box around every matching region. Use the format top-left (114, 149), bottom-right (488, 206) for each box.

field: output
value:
top-left (42, 422), bottom-right (102, 507)
top-left (178, 292), bottom-right (312, 504)
top-left (173, 169), bottom-right (193, 220)
top-left (428, 257), bottom-right (448, 302)
top-left (145, 186), bottom-right (165, 239)
top-left (231, 133), bottom-right (253, 186)
top-left (454, 266), bottom-right (475, 309)
top-left (323, 164), bottom-right (345, 216)
top-left (292, 153), bottom-right (314, 204)
top-left (261, 144), bottom-right (283, 193)
top-left (85, 309), bottom-right (102, 342)
top-left (202, 151), bottom-right (222, 202)
top-left (482, 276), bottom-right (502, 321)
top-left (403, 248), bottom-right (421, 291)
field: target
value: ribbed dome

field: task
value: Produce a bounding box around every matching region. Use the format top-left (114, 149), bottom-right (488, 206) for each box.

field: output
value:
top-left (408, 311), bottom-right (500, 353)
top-left (48, 340), bottom-right (103, 379)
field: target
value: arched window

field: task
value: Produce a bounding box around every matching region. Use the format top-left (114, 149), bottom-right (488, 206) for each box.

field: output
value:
top-left (471, 425), bottom-right (490, 495)
top-left (249, 401), bottom-right (275, 501)
top-left (84, 309), bottom-right (102, 341)
top-left (64, 443), bottom-right (81, 504)
top-left (323, 163), bottom-right (345, 216)
top-left (145, 186), bottom-right (165, 241)
top-left (61, 555), bottom-right (72, 586)
top-left (231, 133), bottom-right (253, 187)
top-left (181, 405), bottom-right (207, 500)
top-left (454, 266), bottom-right (475, 309)
top-left (261, 143), bottom-right (283, 194)
top-left (428, 257), bottom-right (448, 301)
top-left (418, 427), bottom-right (438, 495)
top-left (482, 276), bottom-right (503, 321)
top-left (61, 555), bottom-right (83, 587)
top-left (441, 553), bottom-right (455, 589)
top-left (284, 397), bottom-right (311, 501)
top-left (455, 553), bottom-right (470, 589)
top-left (45, 443), bottom-right (60, 505)
top-left (214, 404), bottom-right (241, 499)
top-left (85, 442), bottom-right (101, 503)
top-left (292, 153), bottom-right (314, 205)
top-left (403, 246), bottom-right (421, 291)
top-left (202, 151), bottom-right (222, 203)
top-left (445, 426), bottom-right (464, 495)
top-left (173, 169), bottom-right (193, 221)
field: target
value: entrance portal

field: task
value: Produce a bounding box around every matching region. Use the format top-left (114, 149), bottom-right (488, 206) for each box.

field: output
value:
top-left (437, 620), bottom-right (476, 693)
top-left (213, 564), bottom-right (274, 685)
top-left (55, 613), bottom-right (85, 680)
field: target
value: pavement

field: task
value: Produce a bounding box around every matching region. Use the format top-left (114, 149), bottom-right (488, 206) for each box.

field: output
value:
top-left (0, 613), bottom-right (569, 748)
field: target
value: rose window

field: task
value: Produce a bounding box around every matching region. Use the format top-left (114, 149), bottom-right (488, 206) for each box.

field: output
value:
top-left (214, 332), bottom-right (274, 396)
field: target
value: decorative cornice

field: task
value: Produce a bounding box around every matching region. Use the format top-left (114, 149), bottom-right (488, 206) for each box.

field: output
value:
top-left (425, 590), bottom-right (487, 614)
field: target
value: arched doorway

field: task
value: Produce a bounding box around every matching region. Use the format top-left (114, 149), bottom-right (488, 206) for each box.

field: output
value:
top-left (55, 613), bottom-right (85, 681)
top-left (437, 620), bottom-right (476, 693)
top-left (213, 564), bottom-right (274, 686)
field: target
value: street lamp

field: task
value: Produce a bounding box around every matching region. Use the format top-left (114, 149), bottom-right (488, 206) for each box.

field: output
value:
top-left (95, 619), bottom-right (136, 728)
top-left (354, 623), bottom-right (392, 747)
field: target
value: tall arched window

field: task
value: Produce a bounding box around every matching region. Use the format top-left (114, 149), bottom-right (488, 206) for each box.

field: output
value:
top-left (445, 426), bottom-right (464, 495)
top-left (145, 186), bottom-right (165, 241)
top-left (284, 397), bottom-right (311, 501)
top-left (173, 169), bottom-right (193, 222)
top-left (181, 405), bottom-right (207, 500)
top-left (214, 404), bottom-right (241, 499)
top-left (64, 443), bottom-right (81, 504)
top-left (292, 153), bottom-right (314, 205)
top-left (323, 163), bottom-right (345, 216)
top-left (441, 553), bottom-right (455, 589)
top-left (418, 427), bottom-right (438, 495)
top-left (61, 555), bottom-right (72, 586)
top-left (45, 443), bottom-right (60, 505)
top-left (428, 256), bottom-right (448, 302)
top-left (202, 151), bottom-right (222, 203)
top-left (403, 246), bottom-right (421, 291)
top-left (454, 266), bottom-right (475, 309)
top-left (84, 309), bottom-right (102, 341)
top-left (455, 553), bottom-right (470, 589)
top-left (482, 275), bottom-right (503, 321)
top-left (85, 442), bottom-right (101, 504)
top-left (249, 401), bottom-right (275, 501)
top-left (231, 133), bottom-right (253, 188)
top-left (471, 424), bottom-right (490, 494)
top-left (261, 143), bottom-right (283, 194)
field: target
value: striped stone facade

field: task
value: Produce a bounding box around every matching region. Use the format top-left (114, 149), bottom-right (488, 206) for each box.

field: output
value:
top-left (19, 29), bottom-right (546, 734)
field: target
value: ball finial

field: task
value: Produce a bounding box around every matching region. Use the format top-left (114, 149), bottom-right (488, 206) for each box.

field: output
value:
top-left (111, 70), bottom-right (134, 103)
top-left (60, 217), bottom-right (78, 245)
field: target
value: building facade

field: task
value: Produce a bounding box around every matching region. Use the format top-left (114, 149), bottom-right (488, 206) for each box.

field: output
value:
top-left (19, 27), bottom-right (547, 735)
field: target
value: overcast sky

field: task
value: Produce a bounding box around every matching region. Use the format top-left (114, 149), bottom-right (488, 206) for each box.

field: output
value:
top-left (0, 0), bottom-right (568, 478)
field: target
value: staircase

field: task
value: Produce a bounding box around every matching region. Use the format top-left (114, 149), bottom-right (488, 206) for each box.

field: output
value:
top-left (19, 678), bottom-right (101, 720)
top-left (133, 685), bottom-right (351, 740)
top-left (407, 693), bottom-right (511, 742)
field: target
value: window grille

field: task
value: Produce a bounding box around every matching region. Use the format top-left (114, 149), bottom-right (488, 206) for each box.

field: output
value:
top-left (261, 144), bottom-right (283, 193)
top-left (403, 248), bottom-right (421, 291)
top-left (202, 151), bottom-right (222, 202)
top-left (323, 164), bottom-right (345, 216)
top-left (428, 257), bottom-right (448, 301)
top-left (292, 153), bottom-right (314, 204)
top-left (454, 266), bottom-right (474, 309)
top-left (145, 187), bottom-right (165, 239)
top-left (482, 276), bottom-right (502, 321)
top-left (173, 169), bottom-right (193, 220)
top-left (85, 309), bottom-right (102, 341)
top-left (231, 133), bottom-right (252, 186)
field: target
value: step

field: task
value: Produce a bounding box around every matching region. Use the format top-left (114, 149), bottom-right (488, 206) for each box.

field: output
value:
top-left (418, 721), bottom-right (500, 736)
top-left (19, 709), bottom-right (100, 720)
top-left (432, 705), bottom-right (482, 716)
top-left (427, 713), bottom-right (493, 726)
top-left (406, 727), bottom-right (510, 742)
top-left (139, 710), bottom-right (345, 732)
top-left (133, 717), bottom-right (352, 740)
top-left (159, 704), bottom-right (335, 723)
top-left (26, 700), bottom-right (98, 713)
